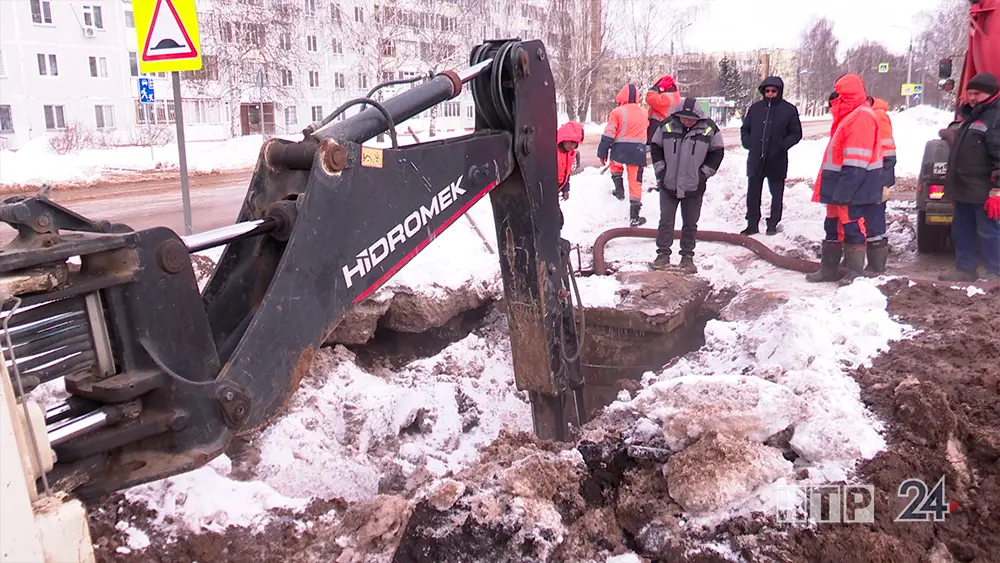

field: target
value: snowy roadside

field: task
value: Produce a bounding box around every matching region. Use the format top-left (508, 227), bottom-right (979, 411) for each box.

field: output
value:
top-left (82, 105), bottom-right (953, 561)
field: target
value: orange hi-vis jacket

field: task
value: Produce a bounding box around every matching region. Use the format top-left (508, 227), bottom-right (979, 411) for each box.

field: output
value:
top-left (597, 84), bottom-right (649, 167)
top-left (812, 75), bottom-right (884, 206)
top-left (646, 88), bottom-right (682, 143)
top-left (871, 97), bottom-right (897, 186)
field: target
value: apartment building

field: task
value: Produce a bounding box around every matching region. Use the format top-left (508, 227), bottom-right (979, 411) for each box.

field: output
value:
top-left (0, 0), bottom-right (568, 151)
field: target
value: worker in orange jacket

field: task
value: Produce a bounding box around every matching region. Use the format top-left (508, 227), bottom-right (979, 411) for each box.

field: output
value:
top-left (555, 121), bottom-right (584, 229)
top-left (598, 84), bottom-right (650, 226)
top-left (646, 75), bottom-right (682, 143)
top-left (807, 74), bottom-right (884, 284)
top-left (861, 96), bottom-right (896, 274)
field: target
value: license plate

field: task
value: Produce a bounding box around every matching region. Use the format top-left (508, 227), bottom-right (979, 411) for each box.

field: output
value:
top-left (926, 215), bottom-right (952, 224)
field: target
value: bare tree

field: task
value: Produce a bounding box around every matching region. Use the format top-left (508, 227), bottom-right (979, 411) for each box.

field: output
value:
top-left (618, 1), bottom-right (699, 90)
top-left (796, 17), bottom-right (841, 115)
top-left (840, 41), bottom-right (907, 107)
top-left (338, 2), bottom-right (409, 109)
top-left (182, 0), bottom-right (308, 137)
top-left (547, 0), bottom-right (619, 122)
top-left (913, 0), bottom-right (968, 110)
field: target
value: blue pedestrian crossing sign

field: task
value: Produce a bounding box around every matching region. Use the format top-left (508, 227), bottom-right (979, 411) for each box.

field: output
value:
top-left (138, 78), bottom-right (155, 104)
top-left (878, 63), bottom-right (889, 73)
top-left (912, 84), bottom-right (924, 95)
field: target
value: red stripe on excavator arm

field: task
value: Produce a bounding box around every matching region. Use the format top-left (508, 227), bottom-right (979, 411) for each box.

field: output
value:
top-left (353, 179), bottom-right (500, 302)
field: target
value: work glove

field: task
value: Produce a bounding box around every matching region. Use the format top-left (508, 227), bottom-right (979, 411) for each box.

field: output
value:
top-left (600, 158), bottom-right (607, 166)
top-left (561, 187), bottom-right (570, 201)
top-left (987, 183), bottom-right (1000, 220)
top-left (882, 187), bottom-right (892, 203)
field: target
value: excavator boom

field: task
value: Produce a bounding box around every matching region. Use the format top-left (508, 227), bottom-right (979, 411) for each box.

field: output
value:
top-left (0, 39), bottom-right (584, 500)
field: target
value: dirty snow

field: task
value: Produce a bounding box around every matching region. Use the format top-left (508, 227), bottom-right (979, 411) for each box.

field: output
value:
top-left (94, 100), bottom-right (948, 555)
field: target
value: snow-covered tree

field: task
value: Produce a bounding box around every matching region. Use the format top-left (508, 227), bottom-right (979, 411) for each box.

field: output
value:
top-left (796, 17), bottom-right (841, 116)
top-left (182, 0), bottom-right (307, 137)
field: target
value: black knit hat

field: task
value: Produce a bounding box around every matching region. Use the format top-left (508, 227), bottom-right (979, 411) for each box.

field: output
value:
top-left (967, 72), bottom-right (999, 96)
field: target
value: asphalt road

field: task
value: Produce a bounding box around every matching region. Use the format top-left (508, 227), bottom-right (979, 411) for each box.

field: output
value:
top-left (0, 119), bottom-right (834, 245)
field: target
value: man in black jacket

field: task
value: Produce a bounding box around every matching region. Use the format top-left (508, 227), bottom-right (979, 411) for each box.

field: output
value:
top-left (938, 72), bottom-right (1000, 282)
top-left (740, 76), bottom-right (803, 235)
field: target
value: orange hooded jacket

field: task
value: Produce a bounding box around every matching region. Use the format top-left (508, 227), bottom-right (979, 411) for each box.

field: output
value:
top-left (645, 75), bottom-right (682, 142)
top-left (870, 97), bottom-right (897, 187)
top-left (556, 121), bottom-right (584, 193)
top-left (597, 84), bottom-right (649, 167)
top-left (812, 74), bottom-right (884, 205)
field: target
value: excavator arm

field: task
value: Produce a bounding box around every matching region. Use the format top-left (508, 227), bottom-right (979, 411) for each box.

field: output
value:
top-left (0, 39), bottom-right (585, 501)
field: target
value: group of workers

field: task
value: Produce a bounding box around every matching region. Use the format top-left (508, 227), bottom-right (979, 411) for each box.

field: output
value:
top-left (554, 70), bottom-right (1000, 282)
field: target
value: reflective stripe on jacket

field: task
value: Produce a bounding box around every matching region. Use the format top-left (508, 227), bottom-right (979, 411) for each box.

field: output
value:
top-left (597, 84), bottom-right (649, 166)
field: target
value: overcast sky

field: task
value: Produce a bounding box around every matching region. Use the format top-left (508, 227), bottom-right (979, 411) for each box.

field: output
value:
top-left (672, 0), bottom-right (943, 56)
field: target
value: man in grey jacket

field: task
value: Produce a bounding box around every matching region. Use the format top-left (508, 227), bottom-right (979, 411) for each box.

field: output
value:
top-left (649, 98), bottom-right (726, 273)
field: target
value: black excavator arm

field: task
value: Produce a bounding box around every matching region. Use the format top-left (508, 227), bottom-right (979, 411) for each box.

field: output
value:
top-left (0, 40), bottom-right (585, 499)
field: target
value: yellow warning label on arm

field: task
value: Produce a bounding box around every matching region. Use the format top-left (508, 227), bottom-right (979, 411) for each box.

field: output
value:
top-left (361, 147), bottom-right (383, 168)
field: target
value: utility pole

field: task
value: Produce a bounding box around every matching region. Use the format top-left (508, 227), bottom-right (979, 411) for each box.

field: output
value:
top-left (905, 31), bottom-right (914, 108)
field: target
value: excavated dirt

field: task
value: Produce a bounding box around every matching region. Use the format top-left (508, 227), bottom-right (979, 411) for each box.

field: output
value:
top-left (86, 279), bottom-right (1000, 562)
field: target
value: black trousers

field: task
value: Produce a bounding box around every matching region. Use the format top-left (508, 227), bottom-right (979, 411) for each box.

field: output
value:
top-left (656, 189), bottom-right (703, 257)
top-left (746, 175), bottom-right (786, 228)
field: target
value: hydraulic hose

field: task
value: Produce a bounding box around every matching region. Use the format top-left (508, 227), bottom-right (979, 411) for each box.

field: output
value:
top-left (590, 227), bottom-right (1000, 290)
top-left (592, 228), bottom-right (821, 275)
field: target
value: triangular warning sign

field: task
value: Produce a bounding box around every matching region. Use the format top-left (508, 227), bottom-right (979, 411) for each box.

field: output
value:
top-left (141, 0), bottom-right (197, 62)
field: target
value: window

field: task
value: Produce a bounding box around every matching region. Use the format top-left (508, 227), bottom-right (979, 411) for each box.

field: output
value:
top-left (43, 105), bottom-right (65, 129)
top-left (331, 39), bottom-right (343, 55)
top-left (357, 72), bottom-right (368, 90)
top-left (334, 73), bottom-right (345, 88)
top-left (89, 56), bottom-right (108, 78)
top-left (285, 106), bottom-right (297, 125)
top-left (82, 5), bottom-right (104, 29)
top-left (354, 6), bottom-right (363, 22)
top-left (129, 52), bottom-right (166, 78)
top-left (330, 3), bottom-right (341, 23)
top-left (219, 21), bottom-right (233, 42)
top-left (381, 40), bottom-right (395, 57)
top-left (308, 71), bottom-right (319, 88)
top-left (380, 71), bottom-right (394, 82)
top-left (182, 99), bottom-right (222, 123)
top-left (304, 0), bottom-right (315, 15)
top-left (281, 69), bottom-right (293, 86)
top-left (0, 106), bottom-right (12, 132)
top-left (124, 10), bottom-right (134, 28)
top-left (30, 0), bottom-right (52, 24)
top-left (443, 101), bottom-right (460, 117)
top-left (307, 36), bottom-right (317, 51)
top-left (466, 105), bottom-right (473, 119)
top-left (37, 53), bottom-right (57, 76)
top-left (94, 105), bottom-right (115, 128)
top-left (188, 55), bottom-right (218, 80)
top-left (311, 105), bottom-right (323, 121)
top-left (279, 32), bottom-right (291, 50)
top-left (134, 100), bottom-right (175, 124)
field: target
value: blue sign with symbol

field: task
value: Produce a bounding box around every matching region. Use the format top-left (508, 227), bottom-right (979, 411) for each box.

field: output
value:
top-left (913, 93), bottom-right (922, 103)
top-left (912, 85), bottom-right (924, 95)
top-left (138, 78), bottom-right (155, 104)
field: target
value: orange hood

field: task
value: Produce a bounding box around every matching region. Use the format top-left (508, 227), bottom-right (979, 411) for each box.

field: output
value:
top-left (557, 121), bottom-right (584, 145)
top-left (615, 84), bottom-right (640, 105)
top-left (830, 74), bottom-right (868, 129)
top-left (871, 97), bottom-right (889, 112)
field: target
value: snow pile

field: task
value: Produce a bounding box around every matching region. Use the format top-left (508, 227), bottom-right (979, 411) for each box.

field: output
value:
top-left (0, 135), bottom-right (282, 188)
top-left (611, 278), bottom-right (911, 524)
top-left (251, 336), bottom-right (530, 501)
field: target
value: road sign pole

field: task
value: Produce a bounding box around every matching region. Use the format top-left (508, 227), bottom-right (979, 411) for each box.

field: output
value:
top-left (171, 71), bottom-right (193, 236)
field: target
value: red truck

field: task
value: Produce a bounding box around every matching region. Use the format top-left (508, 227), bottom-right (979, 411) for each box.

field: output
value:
top-left (916, 0), bottom-right (998, 253)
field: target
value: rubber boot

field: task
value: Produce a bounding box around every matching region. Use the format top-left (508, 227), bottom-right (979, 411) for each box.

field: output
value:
top-left (611, 175), bottom-right (625, 200)
top-left (805, 241), bottom-right (845, 283)
top-left (864, 238), bottom-right (889, 275)
top-left (630, 201), bottom-right (647, 227)
top-left (839, 243), bottom-right (867, 285)
top-left (740, 222), bottom-right (759, 236)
